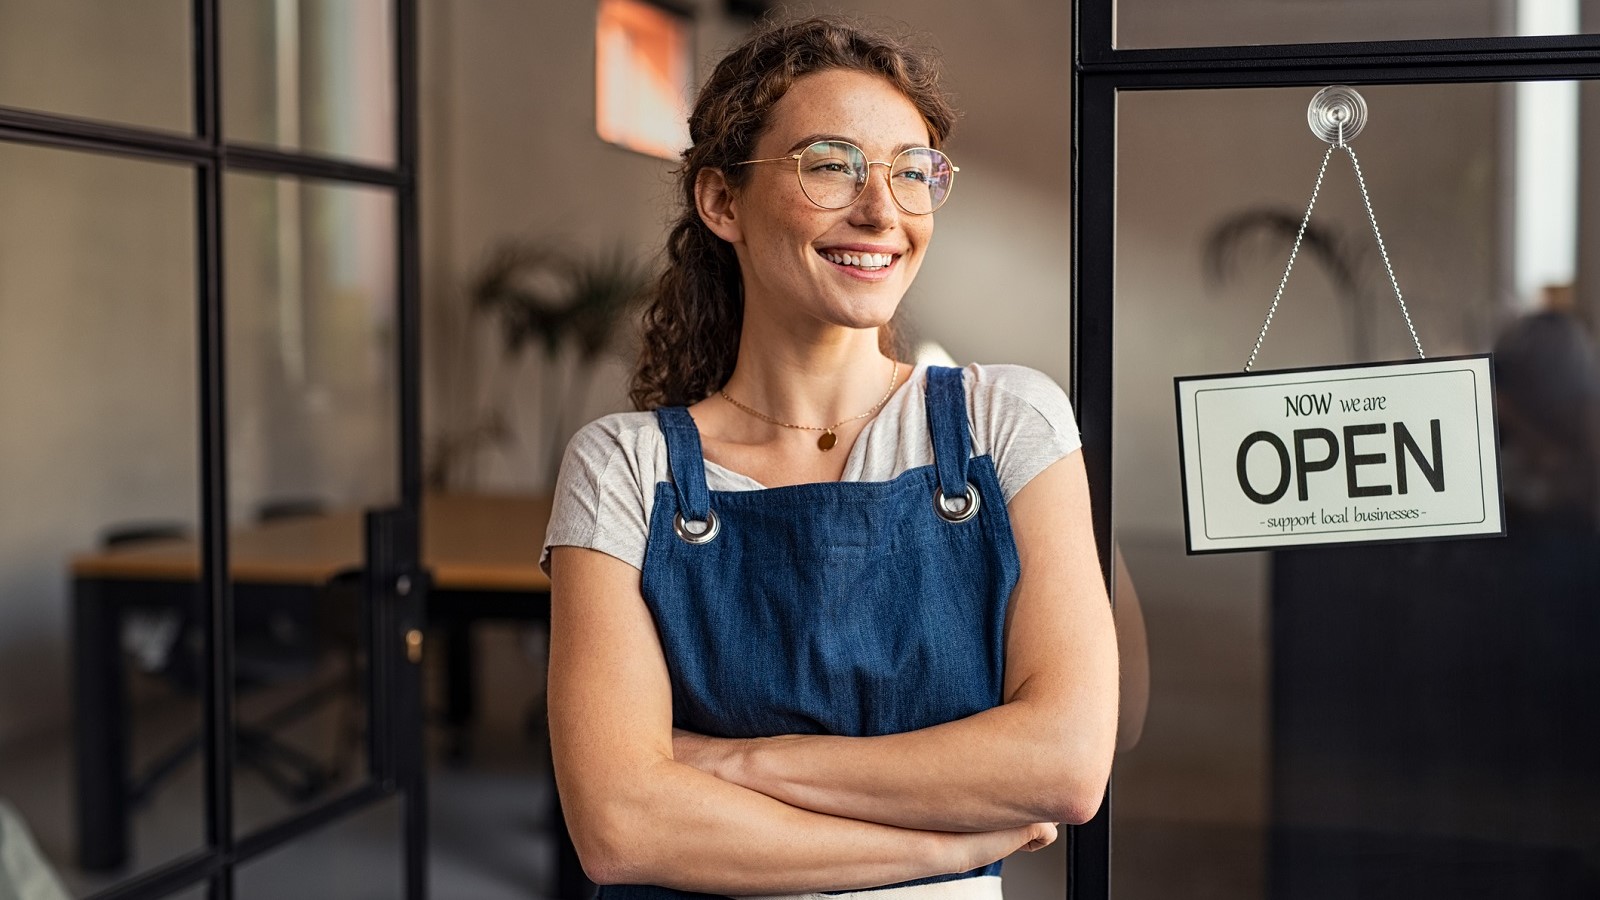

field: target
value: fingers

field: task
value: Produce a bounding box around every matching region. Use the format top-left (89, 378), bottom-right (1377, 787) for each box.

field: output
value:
top-left (1022, 822), bottom-right (1058, 852)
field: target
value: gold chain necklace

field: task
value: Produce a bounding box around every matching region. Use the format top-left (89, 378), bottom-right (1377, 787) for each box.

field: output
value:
top-left (718, 359), bottom-right (901, 452)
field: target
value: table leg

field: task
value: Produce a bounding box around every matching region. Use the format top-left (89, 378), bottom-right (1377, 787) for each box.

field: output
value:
top-left (443, 610), bottom-right (475, 762)
top-left (73, 578), bottom-right (129, 871)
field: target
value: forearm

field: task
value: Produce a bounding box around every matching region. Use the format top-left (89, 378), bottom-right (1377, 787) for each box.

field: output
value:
top-left (696, 697), bottom-right (1113, 833)
top-left (564, 752), bottom-right (1038, 892)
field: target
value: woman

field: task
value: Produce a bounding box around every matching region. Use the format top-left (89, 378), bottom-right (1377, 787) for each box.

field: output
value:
top-left (543, 15), bottom-right (1118, 897)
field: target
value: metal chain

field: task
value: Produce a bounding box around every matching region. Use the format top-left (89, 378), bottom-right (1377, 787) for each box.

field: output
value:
top-left (1343, 145), bottom-right (1426, 361)
top-left (1243, 146), bottom-right (1335, 372)
top-left (718, 358), bottom-right (901, 431)
top-left (1242, 140), bottom-right (1426, 371)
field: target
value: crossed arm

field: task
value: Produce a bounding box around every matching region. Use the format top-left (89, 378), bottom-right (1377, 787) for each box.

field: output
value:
top-left (546, 452), bottom-right (1117, 891)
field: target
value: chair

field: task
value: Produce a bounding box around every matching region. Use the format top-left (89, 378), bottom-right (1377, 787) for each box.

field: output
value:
top-left (105, 504), bottom-right (356, 807)
top-left (254, 497), bottom-right (331, 523)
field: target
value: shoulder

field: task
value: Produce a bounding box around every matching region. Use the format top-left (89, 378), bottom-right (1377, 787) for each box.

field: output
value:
top-left (961, 363), bottom-right (1078, 437)
top-left (953, 363), bottom-right (1081, 503)
top-left (545, 411), bottom-right (667, 573)
top-left (562, 411), bottom-right (668, 481)
top-left (567, 410), bottom-right (664, 454)
top-left (962, 363), bottom-right (1071, 415)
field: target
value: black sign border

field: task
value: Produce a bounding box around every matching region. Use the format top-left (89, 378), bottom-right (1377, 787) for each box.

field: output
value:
top-left (1173, 353), bottom-right (1507, 556)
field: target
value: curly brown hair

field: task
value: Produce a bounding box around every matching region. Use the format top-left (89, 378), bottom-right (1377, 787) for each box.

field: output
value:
top-left (628, 14), bottom-right (958, 410)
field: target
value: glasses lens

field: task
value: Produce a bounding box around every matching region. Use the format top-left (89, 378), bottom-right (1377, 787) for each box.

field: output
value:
top-left (796, 141), bottom-right (868, 209)
top-left (890, 148), bottom-right (954, 214)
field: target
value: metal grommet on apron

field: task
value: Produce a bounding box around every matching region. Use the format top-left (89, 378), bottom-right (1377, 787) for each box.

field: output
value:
top-left (631, 368), bottom-right (1022, 899)
top-left (933, 484), bottom-right (981, 523)
top-left (672, 509), bottom-right (720, 544)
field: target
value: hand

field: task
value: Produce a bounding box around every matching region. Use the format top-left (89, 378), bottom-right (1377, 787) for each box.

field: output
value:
top-left (941, 822), bottom-right (1058, 874)
top-left (1018, 822), bottom-right (1058, 852)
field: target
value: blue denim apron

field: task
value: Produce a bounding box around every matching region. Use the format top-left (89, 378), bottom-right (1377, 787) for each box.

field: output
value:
top-left (607, 366), bottom-right (1022, 899)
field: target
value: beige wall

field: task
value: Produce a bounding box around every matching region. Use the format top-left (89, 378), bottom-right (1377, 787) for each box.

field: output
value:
top-left (0, 0), bottom-right (191, 132)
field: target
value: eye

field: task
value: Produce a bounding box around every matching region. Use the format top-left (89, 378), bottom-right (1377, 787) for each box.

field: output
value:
top-left (810, 160), bottom-right (857, 175)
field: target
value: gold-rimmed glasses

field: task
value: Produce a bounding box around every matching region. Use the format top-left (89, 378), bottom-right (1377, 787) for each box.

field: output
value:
top-left (732, 140), bottom-right (959, 215)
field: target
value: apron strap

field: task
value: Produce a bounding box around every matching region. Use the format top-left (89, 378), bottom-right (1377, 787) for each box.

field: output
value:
top-left (655, 406), bottom-right (713, 521)
top-left (924, 366), bottom-right (972, 501)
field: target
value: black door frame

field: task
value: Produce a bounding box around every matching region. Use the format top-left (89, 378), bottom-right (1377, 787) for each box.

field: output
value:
top-left (1070, 4), bottom-right (1600, 898)
top-left (0, 1), bottom-right (425, 897)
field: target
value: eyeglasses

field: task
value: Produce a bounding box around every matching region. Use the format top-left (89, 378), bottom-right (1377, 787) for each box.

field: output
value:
top-left (733, 140), bottom-right (959, 215)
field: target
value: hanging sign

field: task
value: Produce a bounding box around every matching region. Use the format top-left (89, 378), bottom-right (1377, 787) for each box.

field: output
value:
top-left (1176, 356), bottom-right (1504, 553)
top-left (1174, 86), bottom-right (1504, 554)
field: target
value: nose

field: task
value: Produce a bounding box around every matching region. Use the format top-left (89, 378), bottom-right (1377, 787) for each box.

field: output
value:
top-left (849, 161), bottom-right (899, 228)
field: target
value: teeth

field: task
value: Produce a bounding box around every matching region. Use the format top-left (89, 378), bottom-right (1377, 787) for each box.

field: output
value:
top-left (821, 250), bottom-right (895, 269)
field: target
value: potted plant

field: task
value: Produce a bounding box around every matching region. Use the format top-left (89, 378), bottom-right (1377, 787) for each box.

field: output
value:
top-left (427, 240), bottom-right (652, 490)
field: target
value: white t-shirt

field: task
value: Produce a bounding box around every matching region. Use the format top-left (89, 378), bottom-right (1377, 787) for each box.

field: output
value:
top-left (542, 363), bottom-right (1082, 572)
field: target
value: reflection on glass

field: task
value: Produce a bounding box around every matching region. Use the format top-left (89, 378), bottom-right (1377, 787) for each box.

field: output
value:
top-left (1113, 83), bottom-right (1600, 897)
top-left (0, 142), bottom-right (201, 893)
top-left (1116, 0), bottom-right (1597, 50)
top-left (222, 0), bottom-right (396, 166)
top-left (224, 172), bottom-right (397, 833)
top-left (0, 0), bottom-right (190, 132)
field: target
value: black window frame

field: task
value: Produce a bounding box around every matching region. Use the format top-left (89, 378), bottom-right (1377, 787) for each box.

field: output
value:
top-left (1071, 3), bottom-right (1600, 899)
top-left (0, 1), bottom-right (425, 898)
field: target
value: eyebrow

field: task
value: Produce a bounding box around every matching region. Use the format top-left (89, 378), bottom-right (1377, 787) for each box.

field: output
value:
top-left (784, 133), bottom-right (929, 155)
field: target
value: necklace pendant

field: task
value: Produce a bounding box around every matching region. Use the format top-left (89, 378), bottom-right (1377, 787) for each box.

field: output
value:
top-left (817, 430), bottom-right (838, 451)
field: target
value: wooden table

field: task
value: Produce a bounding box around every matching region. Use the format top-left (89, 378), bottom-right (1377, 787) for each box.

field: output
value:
top-left (71, 493), bottom-right (588, 895)
top-left (72, 493), bottom-right (553, 590)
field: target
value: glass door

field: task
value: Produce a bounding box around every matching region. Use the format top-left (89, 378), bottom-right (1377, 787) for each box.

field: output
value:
top-left (1075, 5), bottom-right (1600, 898)
top-left (0, 1), bottom-right (424, 897)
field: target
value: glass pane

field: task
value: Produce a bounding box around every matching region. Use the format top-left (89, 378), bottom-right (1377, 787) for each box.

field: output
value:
top-left (1117, 0), bottom-right (1600, 50)
top-left (236, 796), bottom-right (400, 898)
top-left (0, 0), bottom-right (190, 132)
top-left (1113, 83), bottom-right (1600, 897)
top-left (0, 142), bottom-right (202, 893)
top-left (224, 172), bottom-right (398, 834)
top-left (223, 0), bottom-right (397, 166)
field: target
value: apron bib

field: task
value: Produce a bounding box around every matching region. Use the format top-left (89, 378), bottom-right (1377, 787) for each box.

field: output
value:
top-left (607, 367), bottom-right (1022, 899)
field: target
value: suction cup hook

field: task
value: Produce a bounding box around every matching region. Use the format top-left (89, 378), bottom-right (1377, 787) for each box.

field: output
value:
top-left (1307, 85), bottom-right (1367, 146)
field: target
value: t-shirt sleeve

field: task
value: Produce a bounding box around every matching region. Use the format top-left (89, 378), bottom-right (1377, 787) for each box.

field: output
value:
top-left (968, 364), bottom-right (1083, 503)
top-left (540, 415), bottom-right (657, 574)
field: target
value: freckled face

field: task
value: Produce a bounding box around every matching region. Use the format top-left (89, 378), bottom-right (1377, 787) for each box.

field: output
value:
top-left (725, 69), bottom-right (937, 332)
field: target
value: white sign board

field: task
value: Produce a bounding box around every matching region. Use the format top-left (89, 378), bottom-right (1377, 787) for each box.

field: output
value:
top-left (1175, 355), bottom-right (1504, 554)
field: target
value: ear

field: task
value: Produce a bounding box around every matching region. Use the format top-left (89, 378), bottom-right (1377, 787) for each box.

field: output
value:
top-left (695, 168), bottom-right (743, 244)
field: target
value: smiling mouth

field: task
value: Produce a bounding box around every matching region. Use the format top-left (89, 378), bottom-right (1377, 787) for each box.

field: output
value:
top-left (819, 249), bottom-right (898, 271)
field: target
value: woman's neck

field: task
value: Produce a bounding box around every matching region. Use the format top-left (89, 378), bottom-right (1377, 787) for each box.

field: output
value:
top-left (718, 317), bottom-right (899, 428)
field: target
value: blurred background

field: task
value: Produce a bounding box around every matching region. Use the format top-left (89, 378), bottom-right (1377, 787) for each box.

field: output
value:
top-left (1, 0), bottom-right (1598, 898)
